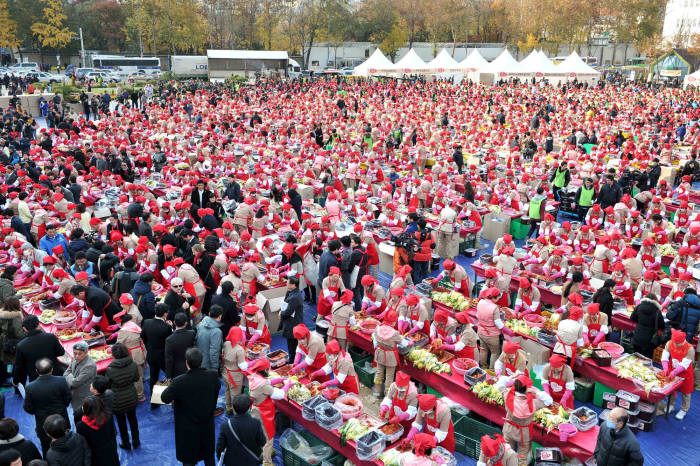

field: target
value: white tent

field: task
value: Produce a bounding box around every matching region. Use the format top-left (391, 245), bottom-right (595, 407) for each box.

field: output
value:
top-left (426, 49), bottom-right (459, 72)
top-left (353, 48), bottom-right (394, 76)
top-left (389, 48), bottom-right (428, 73)
top-left (519, 50), bottom-right (561, 78)
top-left (684, 69), bottom-right (700, 88)
top-left (478, 49), bottom-right (525, 81)
top-left (556, 51), bottom-right (601, 82)
top-left (459, 50), bottom-right (489, 72)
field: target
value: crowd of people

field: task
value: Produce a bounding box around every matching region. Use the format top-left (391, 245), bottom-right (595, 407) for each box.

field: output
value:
top-left (0, 73), bottom-right (696, 466)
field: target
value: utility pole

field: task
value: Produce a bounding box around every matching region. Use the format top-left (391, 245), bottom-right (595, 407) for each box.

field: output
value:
top-left (138, 1), bottom-right (144, 57)
top-left (79, 27), bottom-right (86, 68)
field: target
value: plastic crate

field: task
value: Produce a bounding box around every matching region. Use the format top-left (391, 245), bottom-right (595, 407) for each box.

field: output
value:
top-left (574, 377), bottom-right (594, 403)
top-left (426, 386), bottom-right (444, 398)
top-left (509, 218), bottom-right (530, 240)
top-left (348, 346), bottom-right (370, 363)
top-left (321, 452), bottom-right (345, 466)
top-left (593, 382), bottom-right (617, 408)
top-left (661, 265), bottom-right (670, 276)
top-left (454, 415), bottom-right (501, 458)
top-left (529, 368), bottom-right (543, 390)
top-left (354, 357), bottom-right (375, 388)
top-left (281, 429), bottom-right (332, 466)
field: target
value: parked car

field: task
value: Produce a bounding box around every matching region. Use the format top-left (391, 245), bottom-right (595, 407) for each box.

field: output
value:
top-left (74, 68), bottom-right (97, 79)
top-left (9, 62), bottom-right (39, 72)
top-left (340, 67), bottom-right (354, 76)
top-left (26, 71), bottom-right (65, 83)
top-left (128, 70), bottom-right (162, 80)
top-left (85, 71), bottom-right (119, 83)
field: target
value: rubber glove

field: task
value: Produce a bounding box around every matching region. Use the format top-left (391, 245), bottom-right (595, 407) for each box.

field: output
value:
top-left (505, 377), bottom-right (515, 387)
top-left (662, 360), bottom-right (669, 374)
top-left (634, 299), bottom-right (640, 306)
top-left (502, 327), bottom-right (515, 337)
top-left (430, 278), bottom-right (439, 286)
top-left (441, 343), bottom-right (456, 351)
top-left (542, 381), bottom-right (551, 395)
top-left (390, 413), bottom-right (410, 424)
top-left (495, 369), bottom-right (502, 377)
top-left (326, 296), bottom-right (335, 305)
top-left (670, 366), bottom-right (684, 379)
top-left (550, 272), bottom-right (563, 280)
top-left (560, 389), bottom-right (573, 407)
top-left (521, 307), bottom-right (534, 316)
top-left (107, 324), bottom-right (120, 332)
top-left (692, 245), bottom-right (700, 253)
top-left (367, 304), bottom-right (379, 314)
top-left (283, 380), bottom-right (295, 395)
top-left (278, 264), bottom-right (290, 272)
top-left (291, 360), bottom-right (308, 374)
top-left (320, 379), bottom-right (338, 389)
top-left (583, 333), bottom-right (591, 346)
top-left (309, 369), bottom-right (325, 381)
top-left (247, 333), bottom-right (260, 348)
top-left (379, 405), bottom-right (389, 420)
top-left (78, 316), bottom-right (88, 330)
top-left (406, 427), bottom-right (419, 441)
top-left (293, 352), bottom-right (303, 366)
top-left (83, 320), bottom-right (97, 332)
top-left (361, 301), bottom-right (369, 311)
top-left (615, 285), bottom-right (626, 293)
top-left (514, 305), bottom-right (522, 315)
top-left (649, 261), bottom-right (659, 269)
top-left (406, 324), bottom-right (422, 336)
top-left (593, 332), bottom-right (605, 346)
top-left (269, 377), bottom-right (285, 386)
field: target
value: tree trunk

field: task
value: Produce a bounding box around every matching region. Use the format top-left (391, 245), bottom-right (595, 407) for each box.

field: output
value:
top-left (611, 42), bottom-right (617, 67)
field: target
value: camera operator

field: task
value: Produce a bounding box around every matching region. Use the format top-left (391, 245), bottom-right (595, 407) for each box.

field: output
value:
top-left (411, 218), bottom-right (435, 284)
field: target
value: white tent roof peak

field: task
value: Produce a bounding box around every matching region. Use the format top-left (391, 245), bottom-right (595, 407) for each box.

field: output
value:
top-left (557, 51), bottom-right (600, 76)
top-left (392, 48), bottom-right (428, 71)
top-left (353, 48), bottom-right (394, 75)
top-left (459, 50), bottom-right (489, 71)
top-left (479, 48), bottom-right (524, 75)
top-left (427, 49), bottom-right (459, 71)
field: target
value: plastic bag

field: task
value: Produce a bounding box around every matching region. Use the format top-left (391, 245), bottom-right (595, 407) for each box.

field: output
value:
top-left (279, 428), bottom-right (332, 464)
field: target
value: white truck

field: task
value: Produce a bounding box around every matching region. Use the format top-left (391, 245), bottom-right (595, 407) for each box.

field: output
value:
top-left (287, 59), bottom-right (301, 79)
top-left (171, 55), bottom-right (208, 78)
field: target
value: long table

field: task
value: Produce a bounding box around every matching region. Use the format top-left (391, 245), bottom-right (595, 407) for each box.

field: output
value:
top-left (347, 329), bottom-right (597, 462)
top-left (274, 395), bottom-right (383, 466)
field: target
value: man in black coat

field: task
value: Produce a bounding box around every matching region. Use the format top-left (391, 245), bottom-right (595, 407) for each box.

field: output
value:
top-left (165, 312), bottom-right (196, 379)
top-left (279, 277), bottom-right (304, 360)
top-left (597, 174), bottom-right (622, 210)
top-left (593, 407), bottom-right (643, 466)
top-left (161, 348), bottom-right (221, 466)
top-left (210, 281), bottom-right (239, 337)
top-left (216, 394), bottom-right (266, 466)
top-left (23, 359), bottom-right (72, 456)
top-left (141, 304), bottom-right (173, 408)
top-left (317, 240), bottom-right (341, 289)
top-left (452, 145), bottom-right (463, 174)
top-left (223, 174), bottom-right (242, 203)
top-left (190, 179), bottom-right (212, 222)
top-left (13, 316), bottom-right (65, 386)
top-left (163, 278), bottom-right (196, 326)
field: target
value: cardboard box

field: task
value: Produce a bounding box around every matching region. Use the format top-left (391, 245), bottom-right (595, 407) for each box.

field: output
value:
top-left (520, 338), bottom-right (552, 366)
top-left (256, 286), bottom-right (287, 335)
top-left (659, 166), bottom-right (677, 186)
top-left (296, 183), bottom-right (315, 200)
top-left (481, 213), bottom-right (511, 242)
top-left (378, 242), bottom-right (395, 275)
top-left (150, 382), bottom-right (172, 405)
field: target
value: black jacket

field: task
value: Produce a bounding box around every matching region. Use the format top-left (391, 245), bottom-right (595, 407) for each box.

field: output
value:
top-left (216, 414), bottom-right (266, 466)
top-left (45, 431), bottom-right (91, 466)
top-left (224, 181), bottom-right (242, 202)
top-left (165, 329), bottom-right (196, 379)
top-left (130, 280), bottom-right (156, 320)
top-left (161, 367), bottom-right (221, 463)
top-left (141, 318), bottom-right (172, 365)
top-left (85, 287), bottom-right (121, 324)
top-left (76, 418), bottom-right (119, 466)
top-left (0, 435), bottom-right (41, 464)
top-left (163, 290), bottom-right (195, 326)
top-left (594, 423), bottom-right (643, 466)
top-left (593, 288), bottom-right (615, 321)
top-left (631, 298), bottom-right (665, 354)
top-left (14, 329), bottom-right (66, 385)
top-left (23, 374), bottom-right (72, 431)
top-left (317, 250), bottom-right (340, 288)
top-left (597, 183), bottom-right (622, 209)
top-left (211, 292), bottom-right (239, 337)
top-left (280, 288), bottom-right (304, 339)
top-left (105, 356), bottom-right (139, 414)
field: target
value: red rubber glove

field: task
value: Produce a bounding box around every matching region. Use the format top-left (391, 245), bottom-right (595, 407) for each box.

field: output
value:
top-left (583, 333), bottom-right (591, 346)
top-left (379, 405), bottom-right (389, 420)
top-left (560, 389), bottom-right (573, 407)
top-left (592, 332), bottom-right (605, 346)
top-left (542, 381), bottom-right (551, 395)
top-left (662, 360), bottom-right (669, 374)
top-left (441, 343), bottom-right (456, 351)
top-left (320, 379), bottom-right (338, 389)
top-left (390, 413), bottom-right (410, 424)
top-left (309, 369), bottom-right (325, 381)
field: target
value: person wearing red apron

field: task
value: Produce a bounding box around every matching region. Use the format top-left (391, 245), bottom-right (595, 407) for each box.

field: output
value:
top-left (310, 339), bottom-right (360, 395)
top-left (361, 274), bottom-right (386, 314)
top-left (407, 394), bottom-right (455, 453)
top-left (241, 303), bottom-right (271, 347)
top-left (441, 311), bottom-right (479, 360)
top-left (240, 257), bottom-right (263, 302)
top-left (502, 374), bottom-right (552, 466)
top-left (625, 211), bottom-right (643, 239)
top-left (663, 273), bottom-right (691, 308)
top-left (430, 310), bottom-right (458, 345)
top-left (328, 290), bottom-right (355, 350)
top-left (566, 256), bottom-right (591, 286)
top-left (582, 303), bottom-right (608, 347)
top-left (652, 222), bottom-right (669, 245)
top-left (543, 249), bottom-right (567, 280)
top-left (479, 434), bottom-right (519, 466)
top-left (525, 236), bottom-right (549, 274)
top-left (290, 324), bottom-right (328, 382)
top-left (495, 340), bottom-right (528, 377)
top-left (248, 359), bottom-right (294, 465)
top-left (684, 223), bottom-right (700, 252)
top-left (71, 285), bottom-right (120, 333)
top-left (383, 287), bottom-right (408, 322)
top-left (112, 315), bottom-right (147, 401)
top-left (403, 434), bottom-right (437, 466)
top-left (542, 354), bottom-right (575, 410)
top-left (379, 371), bottom-right (418, 434)
top-left (539, 214), bottom-right (557, 243)
top-left (586, 204), bottom-right (604, 231)
top-left (40, 255), bottom-right (61, 292)
top-left (318, 266), bottom-right (344, 318)
top-left (633, 270), bottom-right (661, 305)
top-left (221, 327), bottom-right (247, 413)
top-left (492, 234), bottom-right (515, 257)
top-left (484, 267), bottom-right (510, 307)
top-left (639, 237), bottom-right (660, 272)
top-left (574, 225), bottom-right (594, 254)
top-left (660, 329), bottom-right (696, 420)
top-left (372, 315), bottom-right (402, 398)
top-left (401, 294), bottom-right (430, 336)
top-left (435, 260), bottom-right (471, 297)
top-left (611, 262), bottom-right (634, 305)
top-left (670, 247), bottom-right (694, 279)
top-left (515, 277), bottom-right (541, 317)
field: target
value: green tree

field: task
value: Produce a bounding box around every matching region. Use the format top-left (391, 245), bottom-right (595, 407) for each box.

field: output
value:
top-left (31, 0), bottom-right (73, 49)
top-left (380, 16), bottom-right (408, 61)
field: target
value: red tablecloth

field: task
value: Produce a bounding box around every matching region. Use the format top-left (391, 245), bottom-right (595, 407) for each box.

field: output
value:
top-left (346, 330), bottom-right (596, 461)
top-left (274, 398), bottom-right (382, 466)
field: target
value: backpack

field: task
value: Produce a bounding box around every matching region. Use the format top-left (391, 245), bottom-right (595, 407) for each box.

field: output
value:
top-left (340, 248), bottom-right (352, 274)
top-left (112, 270), bottom-right (139, 299)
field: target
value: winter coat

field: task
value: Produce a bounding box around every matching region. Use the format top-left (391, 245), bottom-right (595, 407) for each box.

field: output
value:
top-left (23, 375), bottom-right (72, 433)
top-left (68, 238), bottom-right (90, 262)
top-left (0, 434), bottom-right (42, 464)
top-left (64, 356), bottom-right (97, 412)
top-left (161, 367), bottom-right (221, 463)
top-left (594, 423), bottom-right (643, 466)
top-left (630, 298), bottom-right (665, 353)
top-left (216, 413), bottom-right (266, 466)
top-left (76, 418), bottom-right (120, 466)
top-left (0, 278), bottom-right (18, 307)
top-left (0, 309), bottom-right (24, 365)
top-left (165, 329), bottom-right (196, 379)
top-left (105, 356), bottom-right (139, 414)
top-left (14, 329), bottom-right (65, 385)
top-left (196, 316), bottom-right (223, 371)
top-left (280, 287), bottom-right (304, 339)
top-left (45, 431), bottom-right (91, 466)
top-left (130, 280), bottom-right (156, 321)
top-left (666, 292), bottom-right (700, 342)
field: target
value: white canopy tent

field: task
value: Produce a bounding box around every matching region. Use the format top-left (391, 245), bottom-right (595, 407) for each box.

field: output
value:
top-left (387, 48), bottom-right (428, 74)
top-left (426, 49), bottom-right (460, 72)
top-left (353, 48), bottom-right (394, 76)
top-left (459, 50), bottom-right (489, 71)
top-left (518, 50), bottom-right (564, 82)
top-left (556, 51), bottom-right (601, 84)
top-left (684, 69), bottom-right (700, 88)
top-left (478, 49), bottom-right (526, 82)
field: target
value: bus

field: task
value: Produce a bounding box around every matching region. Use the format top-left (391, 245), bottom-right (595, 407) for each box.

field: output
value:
top-left (90, 55), bottom-right (161, 75)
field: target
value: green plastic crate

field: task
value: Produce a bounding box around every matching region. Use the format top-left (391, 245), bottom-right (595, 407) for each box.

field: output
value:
top-left (529, 368), bottom-right (543, 390)
top-left (348, 346), bottom-right (370, 363)
top-left (321, 452), bottom-right (345, 466)
top-left (574, 377), bottom-right (594, 402)
top-left (282, 428), bottom-right (332, 466)
top-left (454, 416), bottom-right (501, 458)
top-left (669, 210), bottom-right (675, 223)
top-left (354, 356), bottom-right (375, 388)
top-left (426, 386), bottom-right (444, 398)
top-left (661, 265), bottom-right (671, 276)
top-left (509, 218), bottom-right (530, 240)
top-left (593, 382), bottom-right (617, 408)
